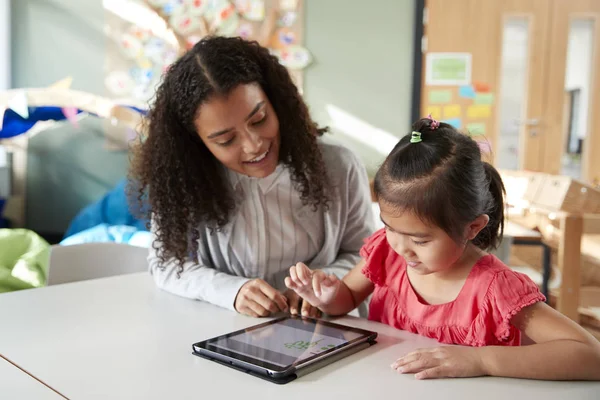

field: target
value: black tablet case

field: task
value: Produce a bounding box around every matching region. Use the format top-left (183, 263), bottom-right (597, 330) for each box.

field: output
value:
top-left (192, 338), bottom-right (376, 384)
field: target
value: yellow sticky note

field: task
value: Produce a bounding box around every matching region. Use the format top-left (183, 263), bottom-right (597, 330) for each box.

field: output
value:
top-left (467, 105), bottom-right (491, 119)
top-left (443, 104), bottom-right (461, 119)
top-left (425, 106), bottom-right (441, 119)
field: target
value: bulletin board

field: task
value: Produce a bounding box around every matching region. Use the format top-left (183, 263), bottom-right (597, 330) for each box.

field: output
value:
top-left (421, 52), bottom-right (497, 161)
top-left (104, 0), bottom-right (310, 107)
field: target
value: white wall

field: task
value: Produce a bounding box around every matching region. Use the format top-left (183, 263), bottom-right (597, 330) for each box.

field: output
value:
top-left (565, 19), bottom-right (594, 139)
top-left (0, 0), bottom-right (9, 90)
top-left (11, 0), bottom-right (105, 94)
top-left (304, 0), bottom-right (416, 175)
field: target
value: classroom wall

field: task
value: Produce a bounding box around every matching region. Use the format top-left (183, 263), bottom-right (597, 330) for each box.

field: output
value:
top-left (10, 0), bottom-right (416, 235)
top-left (0, 0), bottom-right (10, 90)
top-left (11, 0), bottom-right (119, 236)
top-left (11, 0), bottom-right (105, 94)
top-left (304, 0), bottom-right (416, 175)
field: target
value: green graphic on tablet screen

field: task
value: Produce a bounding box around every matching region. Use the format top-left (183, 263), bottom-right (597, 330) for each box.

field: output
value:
top-left (233, 325), bottom-right (347, 358)
top-left (284, 339), bottom-right (337, 351)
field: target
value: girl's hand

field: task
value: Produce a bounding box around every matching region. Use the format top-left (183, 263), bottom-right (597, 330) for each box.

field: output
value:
top-left (391, 346), bottom-right (487, 380)
top-left (284, 289), bottom-right (321, 318)
top-left (284, 262), bottom-right (341, 308)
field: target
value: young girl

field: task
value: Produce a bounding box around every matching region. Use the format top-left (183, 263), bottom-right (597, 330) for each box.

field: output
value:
top-left (285, 117), bottom-right (600, 381)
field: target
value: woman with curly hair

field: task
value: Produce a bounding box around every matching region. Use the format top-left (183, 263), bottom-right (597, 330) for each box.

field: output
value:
top-left (130, 36), bottom-right (374, 318)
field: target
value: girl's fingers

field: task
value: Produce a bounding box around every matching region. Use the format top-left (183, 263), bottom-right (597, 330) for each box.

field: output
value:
top-left (284, 276), bottom-right (297, 290)
top-left (296, 263), bottom-right (311, 286)
top-left (415, 366), bottom-right (447, 380)
top-left (392, 348), bottom-right (434, 369)
top-left (395, 356), bottom-right (438, 374)
top-left (312, 272), bottom-right (326, 297)
top-left (287, 292), bottom-right (301, 315)
top-left (289, 265), bottom-right (302, 286)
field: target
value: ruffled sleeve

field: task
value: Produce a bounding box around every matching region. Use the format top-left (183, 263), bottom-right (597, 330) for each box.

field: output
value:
top-left (360, 228), bottom-right (390, 286)
top-left (486, 270), bottom-right (546, 343)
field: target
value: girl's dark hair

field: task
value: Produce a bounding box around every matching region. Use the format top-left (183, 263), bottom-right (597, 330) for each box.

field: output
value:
top-left (374, 118), bottom-right (505, 250)
top-left (129, 36), bottom-right (329, 268)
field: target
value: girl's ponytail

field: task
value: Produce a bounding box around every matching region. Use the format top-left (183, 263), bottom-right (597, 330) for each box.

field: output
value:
top-left (473, 162), bottom-right (506, 250)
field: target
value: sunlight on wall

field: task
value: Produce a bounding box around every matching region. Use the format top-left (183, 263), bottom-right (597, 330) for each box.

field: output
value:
top-left (103, 0), bottom-right (177, 46)
top-left (325, 104), bottom-right (399, 156)
top-left (0, 0), bottom-right (9, 90)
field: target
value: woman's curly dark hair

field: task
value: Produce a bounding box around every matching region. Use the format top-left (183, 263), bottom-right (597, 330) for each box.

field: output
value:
top-left (129, 36), bottom-right (329, 269)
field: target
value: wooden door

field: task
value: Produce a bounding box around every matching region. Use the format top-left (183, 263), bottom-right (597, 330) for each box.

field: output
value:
top-left (423, 0), bottom-right (600, 186)
top-left (420, 0), bottom-right (501, 164)
top-left (544, 0), bottom-right (600, 184)
top-left (421, 0), bottom-right (551, 170)
top-left (499, 1), bottom-right (552, 173)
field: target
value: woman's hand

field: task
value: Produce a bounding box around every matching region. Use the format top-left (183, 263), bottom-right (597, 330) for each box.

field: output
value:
top-left (284, 289), bottom-right (321, 318)
top-left (284, 262), bottom-right (341, 309)
top-left (234, 279), bottom-right (288, 317)
top-left (391, 346), bottom-right (486, 380)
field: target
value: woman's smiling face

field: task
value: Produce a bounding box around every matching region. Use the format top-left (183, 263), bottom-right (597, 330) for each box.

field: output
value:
top-left (195, 83), bottom-right (281, 178)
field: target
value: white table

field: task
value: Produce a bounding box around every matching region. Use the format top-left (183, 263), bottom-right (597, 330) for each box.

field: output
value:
top-left (0, 273), bottom-right (598, 400)
top-left (0, 356), bottom-right (65, 399)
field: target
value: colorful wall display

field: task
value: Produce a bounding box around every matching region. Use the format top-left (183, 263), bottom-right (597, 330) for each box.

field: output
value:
top-left (104, 0), bottom-right (309, 106)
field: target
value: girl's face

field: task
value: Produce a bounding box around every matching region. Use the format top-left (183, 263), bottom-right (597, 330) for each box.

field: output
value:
top-left (378, 201), bottom-right (488, 276)
top-left (195, 83), bottom-right (280, 178)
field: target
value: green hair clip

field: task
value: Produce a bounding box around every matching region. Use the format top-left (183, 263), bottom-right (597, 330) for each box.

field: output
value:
top-left (410, 131), bottom-right (422, 143)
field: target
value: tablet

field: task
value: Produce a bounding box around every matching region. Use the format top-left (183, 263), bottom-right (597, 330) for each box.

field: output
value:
top-left (192, 316), bottom-right (377, 384)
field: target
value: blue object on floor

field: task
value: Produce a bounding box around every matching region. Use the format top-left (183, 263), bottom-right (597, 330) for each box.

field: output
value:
top-left (60, 224), bottom-right (152, 248)
top-left (64, 179), bottom-right (149, 239)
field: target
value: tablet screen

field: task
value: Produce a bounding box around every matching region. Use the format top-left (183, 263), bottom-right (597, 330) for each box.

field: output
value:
top-left (204, 317), bottom-right (367, 368)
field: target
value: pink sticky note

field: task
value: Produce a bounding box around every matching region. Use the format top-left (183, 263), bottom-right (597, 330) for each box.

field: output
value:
top-left (477, 140), bottom-right (491, 154)
top-left (62, 107), bottom-right (80, 128)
